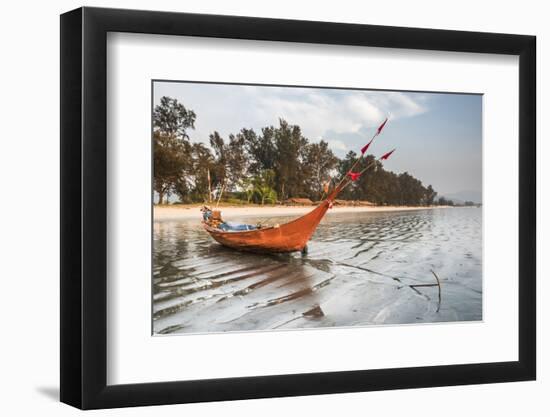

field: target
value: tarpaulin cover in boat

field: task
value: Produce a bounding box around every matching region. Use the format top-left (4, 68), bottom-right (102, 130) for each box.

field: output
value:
top-left (218, 222), bottom-right (258, 232)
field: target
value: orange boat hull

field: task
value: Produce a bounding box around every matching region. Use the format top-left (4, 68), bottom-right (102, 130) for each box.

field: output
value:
top-left (203, 201), bottom-right (330, 253)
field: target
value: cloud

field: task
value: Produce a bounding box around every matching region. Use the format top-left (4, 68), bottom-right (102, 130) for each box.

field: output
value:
top-left (154, 82), bottom-right (428, 144)
top-left (250, 88), bottom-right (426, 140)
top-left (326, 139), bottom-right (347, 152)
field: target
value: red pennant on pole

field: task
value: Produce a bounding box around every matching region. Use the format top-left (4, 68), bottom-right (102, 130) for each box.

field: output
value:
top-left (360, 139), bottom-right (373, 155)
top-left (380, 148), bottom-right (396, 160)
top-left (376, 118), bottom-right (388, 135)
top-left (360, 118), bottom-right (388, 155)
top-left (347, 171), bottom-right (362, 181)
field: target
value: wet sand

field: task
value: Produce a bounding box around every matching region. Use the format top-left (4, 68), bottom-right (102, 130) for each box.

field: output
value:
top-left (153, 207), bottom-right (482, 335)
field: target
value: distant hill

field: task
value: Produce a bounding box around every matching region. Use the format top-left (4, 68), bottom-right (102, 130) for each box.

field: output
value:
top-left (442, 190), bottom-right (482, 205)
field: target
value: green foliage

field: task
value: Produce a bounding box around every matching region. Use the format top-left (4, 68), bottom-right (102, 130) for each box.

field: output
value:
top-left (303, 140), bottom-right (339, 201)
top-left (153, 96), bottom-right (438, 206)
top-left (153, 96), bottom-right (196, 140)
top-left (153, 130), bottom-right (191, 204)
top-left (186, 142), bottom-right (214, 203)
top-left (425, 185), bottom-right (437, 206)
top-left (243, 127), bottom-right (276, 174)
top-left (273, 119), bottom-right (308, 201)
top-left (437, 196), bottom-right (455, 206)
top-left (337, 153), bottom-right (437, 206)
top-left (252, 169), bottom-right (278, 205)
top-left (152, 96), bottom-right (196, 204)
top-left (221, 198), bottom-right (248, 205)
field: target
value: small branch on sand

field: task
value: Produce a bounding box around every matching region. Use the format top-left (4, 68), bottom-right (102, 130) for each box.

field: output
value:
top-left (338, 260), bottom-right (442, 311)
top-left (410, 269), bottom-right (442, 312)
top-left (431, 269), bottom-right (442, 312)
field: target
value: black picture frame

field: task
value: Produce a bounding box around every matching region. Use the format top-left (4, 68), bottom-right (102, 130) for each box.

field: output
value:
top-left (60, 6), bottom-right (536, 410)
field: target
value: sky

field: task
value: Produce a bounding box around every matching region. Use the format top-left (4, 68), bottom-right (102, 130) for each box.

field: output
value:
top-left (153, 81), bottom-right (482, 200)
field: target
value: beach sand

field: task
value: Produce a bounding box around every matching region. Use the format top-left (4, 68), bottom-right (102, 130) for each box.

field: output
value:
top-left (154, 204), bottom-right (449, 221)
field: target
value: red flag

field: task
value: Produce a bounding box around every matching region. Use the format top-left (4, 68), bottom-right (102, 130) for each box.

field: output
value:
top-left (347, 171), bottom-right (362, 181)
top-left (360, 118), bottom-right (388, 154)
top-left (360, 139), bottom-right (373, 155)
top-left (376, 118), bottom-right (388, 135)
top-left (380, 149), bottom-right (396, 160)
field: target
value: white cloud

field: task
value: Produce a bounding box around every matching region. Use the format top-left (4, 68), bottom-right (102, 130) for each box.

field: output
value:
top-left (326, 139), bottom-right (347, 152)
top-left (250, 88), bottom-right (426, 140)
top-left (154, 82), bottom-right (428, 144)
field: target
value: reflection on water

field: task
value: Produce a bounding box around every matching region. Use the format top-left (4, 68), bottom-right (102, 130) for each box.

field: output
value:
top-left (153, 208), bottom-right (482, 335)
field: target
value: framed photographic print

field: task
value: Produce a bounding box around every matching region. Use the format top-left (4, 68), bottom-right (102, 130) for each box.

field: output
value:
top-left (60, 6), bottom-right (536, 409)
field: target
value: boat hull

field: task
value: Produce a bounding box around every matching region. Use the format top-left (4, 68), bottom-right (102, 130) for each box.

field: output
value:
top-left (203, 201), bottom-right (330, 253)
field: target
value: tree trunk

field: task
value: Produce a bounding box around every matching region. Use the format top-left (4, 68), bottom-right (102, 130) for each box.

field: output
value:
top-left (158, 190), bottom-right (164, 205)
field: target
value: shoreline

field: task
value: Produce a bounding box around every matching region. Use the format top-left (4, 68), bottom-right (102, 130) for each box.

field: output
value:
top-left (154, 204), bottom-right (453, 221)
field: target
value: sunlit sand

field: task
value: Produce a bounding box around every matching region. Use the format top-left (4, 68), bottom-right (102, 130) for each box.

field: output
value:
top-left (154, 204), bottom-right (452, 221)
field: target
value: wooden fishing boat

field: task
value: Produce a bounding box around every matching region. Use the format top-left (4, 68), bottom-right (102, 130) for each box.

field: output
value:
top-left (202, 118), bottom-right (394, 253)
top-left (202, 186), bottom-right (342, 253)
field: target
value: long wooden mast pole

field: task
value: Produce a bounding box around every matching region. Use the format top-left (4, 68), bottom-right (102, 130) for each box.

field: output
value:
top-left (332, 131), bottom-right (377, 190)
top-left (327, 159), bottom-right (376, 201)
top-left (207, 169), bottom-right (212, 204)
top-left (215, 180), bottom-right (226, 208)
top-left (327, 150), bottom-right (395, 202)
top-left (332, 118), bottom-right (387, 191)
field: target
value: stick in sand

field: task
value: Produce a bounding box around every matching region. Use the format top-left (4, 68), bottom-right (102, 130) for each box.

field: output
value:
top-left (410, 269), bottom-right (442, 313)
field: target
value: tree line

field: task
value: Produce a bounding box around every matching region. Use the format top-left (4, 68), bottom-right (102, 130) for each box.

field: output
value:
top-left (153, 96), bottom-right (441, 206)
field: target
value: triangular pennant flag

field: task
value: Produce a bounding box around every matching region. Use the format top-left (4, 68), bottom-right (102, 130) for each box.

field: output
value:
top-left (380, 148), bottom-right (396, 160)
top-left (347, 171), bottom-right (362, 181)
top-left (360, 139), bottom-right (373, 155)
top-left (377, 118), bottom-right (388, 135)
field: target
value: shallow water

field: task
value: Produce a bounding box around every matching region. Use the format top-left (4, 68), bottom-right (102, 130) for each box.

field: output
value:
top-left (153, 207), bottom-right (482, 335)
